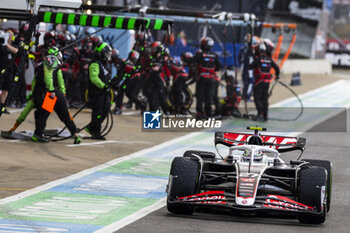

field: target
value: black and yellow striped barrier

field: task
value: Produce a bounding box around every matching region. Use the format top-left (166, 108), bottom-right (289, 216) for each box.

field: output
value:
top-left (37, 11), bottom-right (172, 30)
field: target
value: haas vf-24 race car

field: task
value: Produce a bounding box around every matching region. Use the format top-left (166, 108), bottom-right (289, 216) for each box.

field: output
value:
top-left (166, 127), bottom-right (332, 224)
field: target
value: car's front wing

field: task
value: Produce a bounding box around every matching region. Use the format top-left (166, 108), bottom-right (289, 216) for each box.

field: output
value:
top-left (169, 191), bottom-right (321, 215)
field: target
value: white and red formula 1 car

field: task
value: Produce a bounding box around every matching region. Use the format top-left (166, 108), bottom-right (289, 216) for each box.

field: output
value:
top-left (166, 127), bottom-right (332, 224)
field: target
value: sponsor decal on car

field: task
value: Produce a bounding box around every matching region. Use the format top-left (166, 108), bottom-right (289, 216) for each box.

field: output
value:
top-left (237, 177), bottom-right (258, 198)
top-left (178, 191), bottom-right (227, 204)
top-left (263, 195), bottom-right (314, 211)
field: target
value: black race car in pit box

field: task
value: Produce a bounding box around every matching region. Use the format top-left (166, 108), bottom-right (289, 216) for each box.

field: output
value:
top-left (166, 127), bottom-right (332, 224)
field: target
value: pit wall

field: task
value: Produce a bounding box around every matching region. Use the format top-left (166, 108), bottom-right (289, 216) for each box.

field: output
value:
top-left (281, 59), bottom-right (332, 75)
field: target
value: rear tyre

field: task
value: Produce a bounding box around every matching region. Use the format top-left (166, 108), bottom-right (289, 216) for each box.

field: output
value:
top-left (302, 159), bottom-right (332, 212)
top-left (298, 166), bottom-right (327, 224)
top-left (167, 157), bottom-right (200, 215)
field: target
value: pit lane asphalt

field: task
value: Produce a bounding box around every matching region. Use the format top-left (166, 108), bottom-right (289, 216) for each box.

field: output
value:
top-left (0, 73), bottom-right (347, 232)
top-left (115, 111), bottom-right (350, 233)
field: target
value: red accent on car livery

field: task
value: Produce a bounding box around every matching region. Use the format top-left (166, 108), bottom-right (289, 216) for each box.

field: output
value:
top-left (223, 133), bottom-right (298, 149)
top-left (241, 178), bottom-right (256, 182)
top-left (178, 191), bottom-right (225, 200)
top-left (178, 191), bottom-right (227, 204)
top-left (264, 195), bottom-right (314, 211)
top-left (182, 195), bottom-right (226, 202)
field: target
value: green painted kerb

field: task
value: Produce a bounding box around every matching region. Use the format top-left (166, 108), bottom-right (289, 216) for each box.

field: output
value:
top-left (55, 13), bottom-right (63, 24)
top-left (67, 14), bottom-right (75, 25)
top-left (43, 12), bottom-right (52, 23)
top-left (104, 15), bottom-right (112, 27)
top-left (127, 18), bottom-right (136, 29)
top-left (115, 17), bottom-right (124, 29)
top-left (154, 19), bottom-right (163, 30)
top-left (79, 14), bottom-right (88, 26)
top-left (92, 15), bottom-right (100, 27)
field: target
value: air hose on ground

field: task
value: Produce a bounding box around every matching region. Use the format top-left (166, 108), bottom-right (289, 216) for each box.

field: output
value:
top-left (267, 80), bottom-right (303, 122)
top-left (49, 103), bottom-right (114, 142)
top-left (241, 79), bottom-right (303, 122)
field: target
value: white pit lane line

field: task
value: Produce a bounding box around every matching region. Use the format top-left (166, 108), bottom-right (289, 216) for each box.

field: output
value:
top-left (0, 131), bottom-right (201, 206)
top-left (66, 140), bottom-right (153, 147)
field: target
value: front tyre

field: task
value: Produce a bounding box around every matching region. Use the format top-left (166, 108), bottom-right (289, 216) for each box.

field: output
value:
top-left (298, 166), bottom-right (327, 224)
top-left (302, 159), bottom-right (332, 212)
top-left (167, 157), bottom-right (200, 215)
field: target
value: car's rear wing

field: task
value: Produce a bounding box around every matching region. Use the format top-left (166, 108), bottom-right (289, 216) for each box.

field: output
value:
top-left (215, 131), bottom-right (306, 153)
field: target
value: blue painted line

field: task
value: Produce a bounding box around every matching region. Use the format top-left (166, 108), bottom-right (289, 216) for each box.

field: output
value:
top-left (0, 219), bottom-right (102, 233)
top-left (48, 172), bottom-right (168, 199)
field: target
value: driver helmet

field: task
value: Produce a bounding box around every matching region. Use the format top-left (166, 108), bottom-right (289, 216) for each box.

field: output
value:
top-left (242, 149), bottom-right (251, 161)
top-left (253, 150), bottom-right (264, 162)
top-left (242, 149), bottom-right (264, 162)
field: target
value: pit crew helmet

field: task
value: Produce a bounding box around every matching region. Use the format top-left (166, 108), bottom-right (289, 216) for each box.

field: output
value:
top-left (44, 31), bottom-right (57, 46)
top-left (69, 33), bottom-right (76, 43)
top-left (56, 33), bottom-right (67, 47)
top-left (19, 24), bottom-right (29, 38)
top-left (263, 38), bottom-right (275, 52)
top-left (151, 41), bottom-right (163, 56)
top-left (111, 48), bottom-right (120, 62)
top-left (95, 42), bottom-right (112, 63)
top-left (257, 43), bottom-right (269, 58)
top-left (181, 52), bottom-right (193, 66)
top-left (128, 50), bottom-right (140, 63)
top-left (43, 46), bottom-right (62, 68)
top-left (200, 37), bottom-right (214, 52)
top-left (135, 31), bottom-right (146, 41)
top-left (90, 35), bottom-right (103, 47)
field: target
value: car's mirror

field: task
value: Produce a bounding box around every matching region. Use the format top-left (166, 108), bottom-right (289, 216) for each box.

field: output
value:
top-left (215, 143), bottom-right (230, 159)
